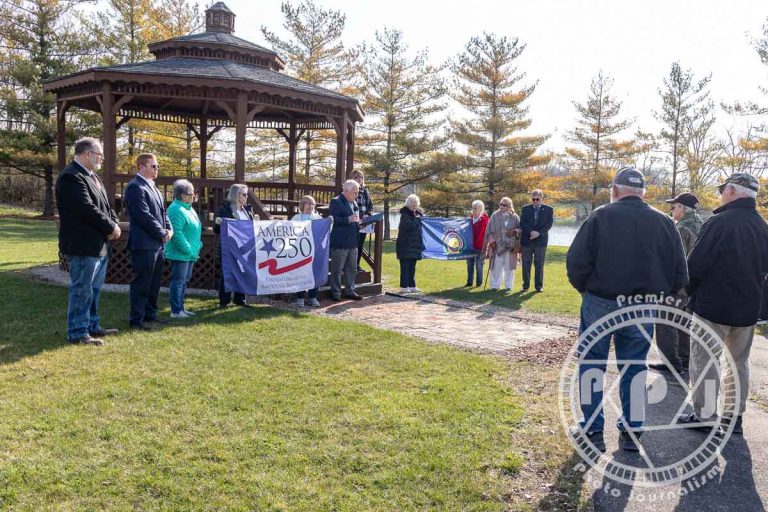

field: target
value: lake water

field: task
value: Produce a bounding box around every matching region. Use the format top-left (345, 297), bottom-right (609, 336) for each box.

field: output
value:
top-left (387, 213), bottom-right (580, 247)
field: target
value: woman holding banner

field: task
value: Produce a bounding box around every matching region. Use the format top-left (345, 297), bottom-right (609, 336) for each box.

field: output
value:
top-left (292, 195), bottom-right (323, 307)
top-left (484, 197), bottom-right (521, 291)
top-left (214, 184), bottom-right (254, 308)
top-left (396, 194), bottom-right (425, 294)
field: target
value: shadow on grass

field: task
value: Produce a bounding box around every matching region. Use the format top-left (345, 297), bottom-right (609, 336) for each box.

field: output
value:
top-left (431, 287), bottom-right (539, 312)
top-left (0, 272), bottom-right (299, 366)
top-left (537, 451), bottom-right (588, 511)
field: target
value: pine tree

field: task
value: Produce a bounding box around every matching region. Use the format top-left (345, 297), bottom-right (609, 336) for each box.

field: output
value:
top-left (0, 0), bottom-right (99, 215)
top-left (451, 33), bottom-right (547, 211)
top-left (565, 71), bottom-right (638, 211)
top-left (655, 62), bottom-right (712, 196)
top-left (360, 27), bottom-right (447, 239)
top-left (262, 0), bottom-right (361, 181)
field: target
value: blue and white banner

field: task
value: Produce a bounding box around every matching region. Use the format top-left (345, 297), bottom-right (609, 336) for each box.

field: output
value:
top-left (421, 217), bottom-right (479, 260)
top-left (221, 218), bottom-right (331, 295)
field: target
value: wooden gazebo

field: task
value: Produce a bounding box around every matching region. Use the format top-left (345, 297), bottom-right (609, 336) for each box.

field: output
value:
top-left (44, 2), bottom-right (383, 295)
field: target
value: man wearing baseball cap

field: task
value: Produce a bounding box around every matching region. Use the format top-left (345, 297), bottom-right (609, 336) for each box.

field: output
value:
top-left (567, 167), bottom-right (688, 452)
top-left (651, 192), bottom-right (703, 377)
top-left (679, 173), bottom-right (768, 434)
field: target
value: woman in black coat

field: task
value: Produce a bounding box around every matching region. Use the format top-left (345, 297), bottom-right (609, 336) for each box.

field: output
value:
top-left (396, 194), bottom-right (425, 294)
top-left (214, 183), bottom-right (254, 308)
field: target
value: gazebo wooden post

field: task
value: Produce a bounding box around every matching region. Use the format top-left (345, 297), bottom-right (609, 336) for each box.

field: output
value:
top-left (234, 91), bottom-right (247, 183)
top-left (199, 112), bottom-right (208, 179)
top-left (346, 120), bottom-right (355, 178)
top-left (56, 100), bottom-right (69, 172)
top-left (334, 111), bottom-right (348, 191)
top-left (101, 82), bottom-right (116, 206)
top-left (287, 121), bottom-right (298, 216)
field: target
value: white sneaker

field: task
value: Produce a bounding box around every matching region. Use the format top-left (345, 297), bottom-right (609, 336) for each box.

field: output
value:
top-left (409, 287), bottom-right (423, 294)
top-left (400, 287), bottom-right (411, 294)
top-left (183, 309), bottom-right (196, 316)
top-left (296, 298), bottom-right (305, 307)
top-left (170, 311), bottom-right (190, 319)
top-left (308, 298), bottom-right (321, 307)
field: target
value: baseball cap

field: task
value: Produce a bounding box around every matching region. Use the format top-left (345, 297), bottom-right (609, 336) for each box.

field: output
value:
top-left (612, 166), bottom-right (645, 188)
top-left (718, 173), bottom-right (760, 193)
top-left (665, 192), bottom-right (699, 209)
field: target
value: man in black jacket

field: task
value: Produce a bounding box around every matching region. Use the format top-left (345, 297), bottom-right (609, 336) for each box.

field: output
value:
top-left (55, 137), bottom-right (121, 346)
top-left (566, 167), bottom-right (688, 452)
top-left (679, 173), bottom-right (768, 435)
top-left (520, 189), bottom-right (554, 292)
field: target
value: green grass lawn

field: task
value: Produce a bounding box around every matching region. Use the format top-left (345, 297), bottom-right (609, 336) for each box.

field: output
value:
top-left (380, 242), bottom-right (581, 317)
top-left (0, 216), bottom-right (583, 510)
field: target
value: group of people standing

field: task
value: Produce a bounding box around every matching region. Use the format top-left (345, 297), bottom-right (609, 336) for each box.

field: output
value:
top-left (55, 138), bottom-right (379, 345)
top-left (567, 167), bottom-right (768, 453)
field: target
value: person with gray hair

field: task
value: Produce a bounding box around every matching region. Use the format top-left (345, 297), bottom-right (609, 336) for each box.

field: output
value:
top-left (566, 166), bottom-right (688, 453)
top-left (214, 183), bottom-right (254, 308)
top-left (329, 179), bottom-right (363, 300)
top-left (292, 195), bottom-right (323, 307)
top-left (396, 194), bottom-right (425, 293)
top-left (165, 179), bottom-right (202, 318)
top-left (678, 173), bottom-right (768, 435)
top-left (55, 137), bottom-right (121, 345)
top-left (465, 200), bottom-right (489, 287)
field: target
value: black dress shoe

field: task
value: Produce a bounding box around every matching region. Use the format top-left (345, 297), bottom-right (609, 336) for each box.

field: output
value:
top-left (331, 295), bottom-right (342, 302)
top-left (345, 293), bottom-right (363, 301)
top-left (68, 336), bottom-right (104, 346)
top-left (129, 322), bottom-right (153, 331)
top-left (146, 318), bottom-right (169, 325)
top-left (620, 431), bottom-right (642, 452)
top-left (521, 287), bottom-right (529, 292)
top-left (89, 328), bottom-right (118, 337)
top-left (464, 282), bottom-right (473, 287)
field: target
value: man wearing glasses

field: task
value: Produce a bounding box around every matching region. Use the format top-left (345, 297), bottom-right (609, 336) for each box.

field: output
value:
top-left (519, 189), bottom-right (554, 292)
top-left (55, 137), bottom-right (121, 346)
top-left (124, 153), bottom-right (173, 330)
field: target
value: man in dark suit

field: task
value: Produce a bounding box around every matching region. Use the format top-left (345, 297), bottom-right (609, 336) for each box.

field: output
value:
top-left (55, 137), bottom-right (121, 345)
top-left (124, 153), bottom-right (173, 329)
top-left (520, 189), bottom-right (554, 292)
top-left (329, 179), bottom-right (363, 301)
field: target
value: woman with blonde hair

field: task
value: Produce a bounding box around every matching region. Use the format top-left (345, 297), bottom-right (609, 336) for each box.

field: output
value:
top-left (484, 196), bottom-right (521, 291)
top-left (396, 194), bottom-right (425, 294)
top-left (292, 195), bottom-right (322, 307)
top-left (214, 183), bottom-right (254, 308)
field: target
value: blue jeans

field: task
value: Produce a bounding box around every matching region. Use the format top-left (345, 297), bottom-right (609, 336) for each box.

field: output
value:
top-left (578, 292), bottom-right (653, 433)
top-left (169, 260), bottom-right (195, 314)
top-left (66, 254), bottom-right (109, 341)
top-left (466, 254), bottom-right (484, 285)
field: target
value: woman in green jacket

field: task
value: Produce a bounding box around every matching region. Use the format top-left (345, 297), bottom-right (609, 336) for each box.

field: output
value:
top-left (166, 179), bottom-right (202, 318)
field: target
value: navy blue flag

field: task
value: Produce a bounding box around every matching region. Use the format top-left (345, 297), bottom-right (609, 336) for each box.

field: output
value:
top-left (421, 217), bottom-right (479, 260)
top-left (221, 218), bottom-right (331, 295)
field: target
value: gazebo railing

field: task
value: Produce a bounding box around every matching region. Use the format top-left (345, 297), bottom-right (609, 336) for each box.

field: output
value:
top-left (111, 174), bottom-right (338, 224)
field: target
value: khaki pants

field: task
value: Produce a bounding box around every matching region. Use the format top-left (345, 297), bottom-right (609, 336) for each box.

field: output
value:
top-left (690, 315), bottom-right (755, 418)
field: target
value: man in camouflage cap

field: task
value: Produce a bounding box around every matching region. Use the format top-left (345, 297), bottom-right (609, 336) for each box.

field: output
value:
top-left (651, 192), bottom-right (704, 376)
top-left (679, 173), bottom-right (768, 434)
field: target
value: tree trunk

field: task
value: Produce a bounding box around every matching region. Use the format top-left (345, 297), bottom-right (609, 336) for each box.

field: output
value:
top-left (42, 164), bottom-right (54, 217)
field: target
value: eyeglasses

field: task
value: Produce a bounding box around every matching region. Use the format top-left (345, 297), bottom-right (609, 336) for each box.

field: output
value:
top-left (89, 151), bottom-right (103, 157)
top-left (532, 198), bottom-right (541, 201)
top-left (499, 203), bottom-right (511, 207)
top-left (142, 163), bottom-right (159, 170)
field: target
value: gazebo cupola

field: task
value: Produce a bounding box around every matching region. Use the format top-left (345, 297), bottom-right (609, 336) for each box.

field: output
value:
top-left (147, 3), bottom-right (285, 72)
top-left (206, 2), bottom-right (235, 33)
